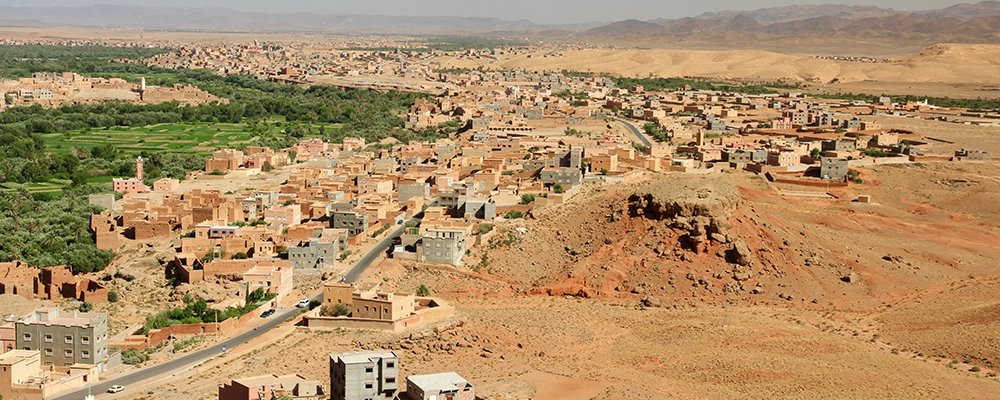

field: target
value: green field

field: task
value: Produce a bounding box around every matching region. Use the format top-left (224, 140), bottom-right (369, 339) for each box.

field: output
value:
top-left (0, 179), bottom-right (73, 194)
top-left (40, 122), bottom-right (340, 156)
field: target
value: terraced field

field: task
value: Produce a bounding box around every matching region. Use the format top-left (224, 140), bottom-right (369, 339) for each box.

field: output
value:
top-left (41, 123), bottom-right (259, 156)
top-left (0, 179), bottom-right (73, 194)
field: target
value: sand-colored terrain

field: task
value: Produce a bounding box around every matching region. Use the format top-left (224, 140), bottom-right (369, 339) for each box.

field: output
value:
top-left (434, 43), bottom-right (1000, 98)
top-left (126, 156), bottom-right (1000, 400)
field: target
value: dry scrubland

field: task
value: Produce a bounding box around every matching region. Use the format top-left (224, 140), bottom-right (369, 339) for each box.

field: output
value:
top-left (434, 44), bottom-right (1000, 99)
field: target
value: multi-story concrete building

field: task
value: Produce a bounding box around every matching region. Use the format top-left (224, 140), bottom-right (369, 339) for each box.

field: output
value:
top-left (331, 210), bottom-right (369, 237)
top-left (820, 157), bottom-right (849, 181)
top-left (288, 238), bottom-right (339, 269)
top-left (329, 350), bottom-right (400, 400)
top-left (558, 148), bottom-right (583, 169)
top-left (457, 196), bottom-right (496, 220)
top-left (406, 372), bottom-right (474, 400)
top-left (822, 139), bottom-right (857, 153)
top-left (722, 149), bottom-right (752, 164)
top-left (398, 181), bottom-right (430, 203)
top-left (539, 167), bottom-right (582, 188)
top-left (14, 309), bottom-right (109, 369)
top-left (417, 227), bottom-right (467, 266)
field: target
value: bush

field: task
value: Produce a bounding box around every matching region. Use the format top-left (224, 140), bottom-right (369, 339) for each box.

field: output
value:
top-left (520, 194), bottom-right (535, 205)
top-left (78, 302), bottom-right (94, 312)
top-left (553, 184), bottom-right (564, 194)
top-left (120, 348), bottom-right (149, 365)
top-left (247, 287), bottom-right (266, 304)
top-left (321, 302), bottom-right (351, 317)
top-left (232, 252), bottom-right (249, 260)
top-left (477, 224), bottom-right (494, 235)
top-left (416, 284), bottom-right (431, 297)
top-left (504, 211), bottom-right (524, 219)
top-left (261, 161), bottom-right (274, 172)
top-left (107, 289), bottom-right (119, 303)
top-left (862, 148), bottom-right (888, 158)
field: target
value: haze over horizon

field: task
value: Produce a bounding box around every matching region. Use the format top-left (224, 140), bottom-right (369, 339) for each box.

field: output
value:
top-left (0, 0), bottom-right (976, 24)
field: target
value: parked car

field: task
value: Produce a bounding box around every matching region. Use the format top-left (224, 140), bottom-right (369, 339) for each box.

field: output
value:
top-left (107, 385), bottom-right (125, 393)
top-left (296, 298), bottom-right (310, 308)
top-left (260, 308), bottom-right (276, 318)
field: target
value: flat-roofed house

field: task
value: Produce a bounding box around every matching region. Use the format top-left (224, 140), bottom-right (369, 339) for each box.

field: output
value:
top-left (218, 373), bottom-right (325, 400)
top-left (406, 372), bottom-right (474, 400)
top-left (329, 350), bottom-right (399, 400)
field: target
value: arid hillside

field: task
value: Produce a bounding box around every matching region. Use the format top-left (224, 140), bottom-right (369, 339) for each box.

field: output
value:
top-left (485, 44), bottom-right (999, 84)
top-left (140, 160), bottom-right (1000, 400)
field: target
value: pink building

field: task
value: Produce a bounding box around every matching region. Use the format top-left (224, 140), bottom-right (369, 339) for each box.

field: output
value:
top-left (772, 117), bottom-right (793, 130)
top-left (113, 156), bottom-right (150, 193)
top-left (242, 264), bottom-right (293, 302)
top-left (767, 150), bottom-right (799, 167)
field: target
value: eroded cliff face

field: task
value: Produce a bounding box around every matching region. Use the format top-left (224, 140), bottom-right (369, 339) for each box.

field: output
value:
top-left (620, 181), bottom-right (743, 256)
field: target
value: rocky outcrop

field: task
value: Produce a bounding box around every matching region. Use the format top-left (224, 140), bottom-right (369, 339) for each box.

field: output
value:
top-left (625, 181), bottom-right (740, 253)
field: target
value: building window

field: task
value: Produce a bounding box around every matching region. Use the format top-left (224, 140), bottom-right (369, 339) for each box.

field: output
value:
top-left (44, 334), bottom-right (53, 343)
top-left (65, 335), bottom-right (73, 344)
top-left (81, 337), bottom-right (90, 345)
top-left (64, 349), bottom-right (73, 357)
top-left (44, 348), bottom-right (53, 356)
top-left (364, 383), bottom-right (373, 389)
top-left (386, 362), bottom-right (395, 368)
top-left (365, 367), bottom-right (373, 373)
top-left (22, 333), bottom-right (31, 341)
top-left (82, 350), bottom-right (90, 359)
top-left (386, 377), bottom-right (396, 383)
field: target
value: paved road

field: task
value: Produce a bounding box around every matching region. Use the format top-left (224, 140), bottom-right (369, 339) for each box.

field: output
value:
top-left (53, 307), bottom-right (298, 400)
top-left (342, 202), bottom-right (434, 284)
top-left (614, 117), bottom-right (653, 147)
top-left (341, 225), bottom-right (405, 283)
top-left (54, 208), bottom-right (431, 399)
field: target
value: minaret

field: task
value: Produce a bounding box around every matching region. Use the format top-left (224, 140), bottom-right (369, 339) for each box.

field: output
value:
top-left (139, 77), bottom-right (146, 101)
top-left (136, 156), bottom-right (144, 181)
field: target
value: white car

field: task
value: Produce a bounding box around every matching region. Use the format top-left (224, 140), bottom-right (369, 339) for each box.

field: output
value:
top-left (107, 385), bottom-right (125, 393)
top-left (296, 298), bottom-right (310, 308)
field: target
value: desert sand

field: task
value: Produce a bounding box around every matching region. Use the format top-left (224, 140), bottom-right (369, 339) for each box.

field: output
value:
top-left (434, 44), bottom-right (1000, 98)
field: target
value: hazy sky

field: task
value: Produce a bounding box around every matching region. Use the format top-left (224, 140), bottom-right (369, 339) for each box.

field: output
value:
top-left (0, 0), bottom-right (968, 24)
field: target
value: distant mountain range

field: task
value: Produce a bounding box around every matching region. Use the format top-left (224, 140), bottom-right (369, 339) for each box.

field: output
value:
top-left (0, 2), bottom-right (999, 47)
top-left (575, 1), bottom-right (1000, 48)
top-left (0, 4), bottom-right (572, 35)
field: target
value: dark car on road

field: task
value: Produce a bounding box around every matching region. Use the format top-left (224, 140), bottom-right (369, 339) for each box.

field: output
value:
top-left (260, 308), bottom-right (276, 318)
